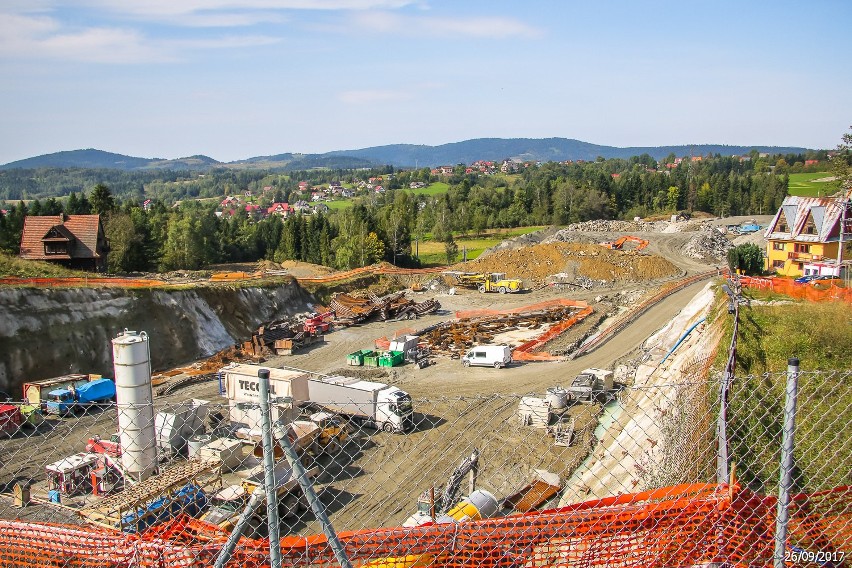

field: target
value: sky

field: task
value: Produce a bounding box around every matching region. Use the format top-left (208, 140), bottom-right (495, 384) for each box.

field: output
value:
top-left (1, 0), bottom-right (850, 165)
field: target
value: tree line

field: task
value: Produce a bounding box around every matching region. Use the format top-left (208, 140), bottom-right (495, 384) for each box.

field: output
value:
top-left (0, 151), bottom-right (801, 272)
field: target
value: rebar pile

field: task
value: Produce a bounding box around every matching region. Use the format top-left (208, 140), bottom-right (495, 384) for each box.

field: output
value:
top-left (422, 305), bottom-right (581, 356)
top-left (330, 292), bottom-right (440, 324)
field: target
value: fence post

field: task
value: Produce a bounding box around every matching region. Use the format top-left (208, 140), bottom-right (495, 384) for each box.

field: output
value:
top-left (774, 357), bottom-right (799, 567)
top-left (259, 368), bottom-right (283, 568)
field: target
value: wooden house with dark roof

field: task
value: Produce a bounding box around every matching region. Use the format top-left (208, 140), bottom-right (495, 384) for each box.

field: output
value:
top-left (19, 214), bottom-right (109, 271)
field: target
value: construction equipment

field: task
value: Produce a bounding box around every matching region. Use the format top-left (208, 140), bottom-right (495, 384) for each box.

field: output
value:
top-left (445, 272), bottom-right (523, 294)
top-left (23, 374), bottom-right (94, 407)
top-left (306, 375), bottom-right (414, 434)
top-left (404, 448), bottom-right (480, 527)
top-left (86, 433), bottom-right (122, 457)
top-left (601, 235), bottom-right (649, 251)
top-left (252, 412), bottom-right (348, 459)
top-left (302, 311), bottom-right (334, 334)
top-left (44, 378), bottom-right (116, 415)
top-left (501, 470), bottom-right (562, 513)
top-left (201, 463), bottom-right (318, 533)
top-left (0, 404), bottom-right (22, 436)
top-left (568, 368), bottom-right (614, 403)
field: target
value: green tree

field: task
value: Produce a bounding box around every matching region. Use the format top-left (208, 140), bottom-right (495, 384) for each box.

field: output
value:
top-left (89, 183), bottom-right (116, 215)
top-left (666, 186), bottom-right (681, 211)
top-left (831, 125), bottom-right (852, 192)
top-left (728, 243), bottom-right (763, 275)
top-left (444, 233), bottom-right (459, 265)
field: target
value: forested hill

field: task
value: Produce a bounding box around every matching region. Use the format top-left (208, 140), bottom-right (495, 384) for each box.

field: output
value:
top-left (328, 138), bottom-right (811, 166)
top-left (1, 139), bottom-right (811, 171)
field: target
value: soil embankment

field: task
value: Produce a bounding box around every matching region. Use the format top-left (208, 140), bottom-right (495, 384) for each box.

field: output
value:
top-left (0, 282), bottom-right (315, 395)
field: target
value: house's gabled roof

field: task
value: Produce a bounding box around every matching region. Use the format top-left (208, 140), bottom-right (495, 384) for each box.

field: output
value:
top-left (764, 196), bottom-right (847, 243)
top-left (20, 215), bottom-right (105, 260)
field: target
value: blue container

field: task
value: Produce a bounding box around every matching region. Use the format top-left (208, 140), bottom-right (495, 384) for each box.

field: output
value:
top-left (48, 489), bottom-right (61, 504)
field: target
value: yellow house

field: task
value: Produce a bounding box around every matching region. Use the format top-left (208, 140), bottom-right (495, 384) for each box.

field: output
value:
top-left (764, 195), bottom-right (848, 277)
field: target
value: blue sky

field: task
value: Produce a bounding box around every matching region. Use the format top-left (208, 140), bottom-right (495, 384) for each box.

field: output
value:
top-left (1, 1), bottom-right (850, 164)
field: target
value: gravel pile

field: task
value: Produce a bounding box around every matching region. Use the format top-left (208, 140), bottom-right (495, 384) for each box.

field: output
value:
top-left (680, 227), bottom-right (734, 261)
top-left (548, 219), bottom-right (669, 235)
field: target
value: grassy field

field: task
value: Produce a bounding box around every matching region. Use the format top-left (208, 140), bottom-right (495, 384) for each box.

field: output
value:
top-left (713, 297), bottom-right (852, 493)
top-left (414, 226), bottom-right (548, 266)
top-left (325, 199), bottom-right (353, 210)
top-left (405, 182), bottom-right (450, 197)
top-left (787, 171), bottom-right (837, 197)
top-left (0, 252), bottom-right (93, 278)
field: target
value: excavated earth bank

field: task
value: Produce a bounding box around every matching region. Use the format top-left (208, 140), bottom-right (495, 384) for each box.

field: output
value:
top-left (0, 282), bottom-right (315, 395)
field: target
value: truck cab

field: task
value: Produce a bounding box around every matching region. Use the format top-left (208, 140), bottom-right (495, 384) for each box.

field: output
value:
top-left (378, 388), bottom-right (414, 433)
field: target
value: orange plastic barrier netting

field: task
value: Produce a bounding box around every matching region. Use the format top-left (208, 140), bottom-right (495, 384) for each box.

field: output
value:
top-left (1, 483), bottom-right (849, 568)
top-left (454, 299), bottom-right (589, 320)
top-left (0, 277), bottom-right (164, 288)
top-left (739, 276), bottom-right (852, 303)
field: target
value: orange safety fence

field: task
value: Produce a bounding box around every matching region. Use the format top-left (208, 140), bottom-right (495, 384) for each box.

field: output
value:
top-left (0, 276), bottom-right (165, 288)
top-left (740, 276), bottom-right (852, 303)
top-left (454, 298), bottom-right (590, 320)
top-left (2, 483), bottom-right (849, 567)
top-left (297, 264), bottom-right (446, 284)
top-left (512, 305), bottom-right (594, 361)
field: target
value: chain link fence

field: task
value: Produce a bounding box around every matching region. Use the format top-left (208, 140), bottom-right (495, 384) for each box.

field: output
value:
top-left (0, 367), bottom-right (849, 566)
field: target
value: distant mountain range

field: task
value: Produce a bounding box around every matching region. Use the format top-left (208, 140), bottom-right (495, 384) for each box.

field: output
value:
top-left (0, 138), bottom-right (813, 171)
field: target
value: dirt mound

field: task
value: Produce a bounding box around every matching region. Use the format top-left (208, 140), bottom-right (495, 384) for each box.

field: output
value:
top-left (478, 226), bottom-right (562, 258)
top-left (454, 242), bottom-right (679, 285)
top-left (280, 260), bottom-right (334, 278)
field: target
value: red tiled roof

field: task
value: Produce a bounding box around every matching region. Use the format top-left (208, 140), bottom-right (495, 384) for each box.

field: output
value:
top-left (19, 215), bottom-right (105, 260)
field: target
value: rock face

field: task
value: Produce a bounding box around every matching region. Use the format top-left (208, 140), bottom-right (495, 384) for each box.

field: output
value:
top-left (0, 282), bottom-right (315, 396)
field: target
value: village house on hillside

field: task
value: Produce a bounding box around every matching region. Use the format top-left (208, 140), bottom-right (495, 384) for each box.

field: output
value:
top-left (19, 213), bottom-right (109, 271)
top-left (764, 194), bottom-right (851, 277)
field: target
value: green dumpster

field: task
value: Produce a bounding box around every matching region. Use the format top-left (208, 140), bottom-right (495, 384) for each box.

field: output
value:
top-left (379, 351), bottom-right (405, 367)
top-left (347, 351), bottom-right (365, 366)
top-left (364, 354), bottom-right (380, 367)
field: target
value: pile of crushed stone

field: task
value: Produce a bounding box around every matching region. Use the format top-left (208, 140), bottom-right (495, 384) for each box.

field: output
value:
top-left (680, 228), bottom-right (734, 261)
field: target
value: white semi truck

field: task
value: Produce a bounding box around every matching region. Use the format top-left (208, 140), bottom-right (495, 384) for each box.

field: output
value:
top-left (306, 376), bottom-right (414, 434)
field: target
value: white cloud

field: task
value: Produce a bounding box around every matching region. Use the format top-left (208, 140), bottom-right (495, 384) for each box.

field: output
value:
top-left (0, 9), bottom-right (282, 63)
top-left (338, 89), bottom-right (413, 104)
top-left (77, 0), bottom-right (419, 25)
top-left (348, 11), bottom-right (543, 39)
top-left (0, 12), bottom-right (170, 63)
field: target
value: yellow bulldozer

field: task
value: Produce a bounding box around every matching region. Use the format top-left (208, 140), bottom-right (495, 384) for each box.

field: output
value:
top-left (445, 271), bottom-right (523, 294)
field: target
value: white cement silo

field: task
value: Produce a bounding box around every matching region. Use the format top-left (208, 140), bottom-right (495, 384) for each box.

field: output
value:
top-left (112, 330), bottom-right (157, 482)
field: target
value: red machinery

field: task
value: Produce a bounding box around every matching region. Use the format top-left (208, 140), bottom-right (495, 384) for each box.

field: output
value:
top-left (0, 405), bottom-right (22, 436)
top-left (303, 311), bottom-right (334, 334)
top-left (85, 434), bottom-right (122, 457)
top-left (601, 235), bottom-right (649, 251)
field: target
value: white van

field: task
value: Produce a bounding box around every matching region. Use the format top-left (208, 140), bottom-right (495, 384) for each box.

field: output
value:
top-left (462, 345), bottom-right (513, 368)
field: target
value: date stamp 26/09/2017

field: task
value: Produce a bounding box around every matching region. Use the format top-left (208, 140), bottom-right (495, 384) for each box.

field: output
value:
top-left (784, 549), bottom-right (845, 564)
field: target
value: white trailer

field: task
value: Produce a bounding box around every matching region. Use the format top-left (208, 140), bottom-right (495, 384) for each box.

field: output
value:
top-left (307, 376), bottom-right (413, 434)
top-left (461, 345), bottom-right (512, 368)
top-left (220, 364), bottom-right (310, 431)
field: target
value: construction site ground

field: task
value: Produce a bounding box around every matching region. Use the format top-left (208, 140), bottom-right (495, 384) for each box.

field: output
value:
top-left (0, 215), bottom-right (763, 535)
